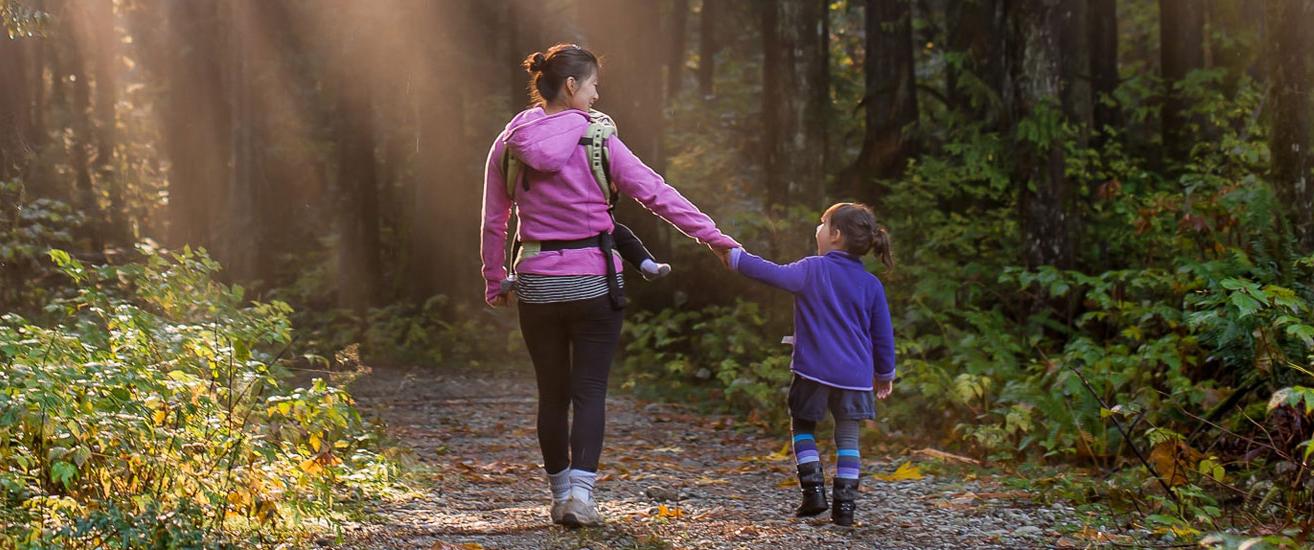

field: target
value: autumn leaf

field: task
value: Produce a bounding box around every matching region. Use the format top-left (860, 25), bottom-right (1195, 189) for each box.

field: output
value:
top-left (872, 462), bottom-right (923, 481)
top-left (655, 504), bottom-right (685, 518)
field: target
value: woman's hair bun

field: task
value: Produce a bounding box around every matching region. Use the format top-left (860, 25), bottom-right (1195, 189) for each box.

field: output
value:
top-left (524, 52), bottom-right (547, 73)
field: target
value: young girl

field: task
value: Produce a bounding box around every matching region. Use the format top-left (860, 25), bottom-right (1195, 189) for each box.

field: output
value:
top-left (728, 202), bottom-right (896, 527)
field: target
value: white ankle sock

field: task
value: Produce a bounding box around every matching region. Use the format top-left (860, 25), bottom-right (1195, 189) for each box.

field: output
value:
top-left (547, 469), bottom-right (571, 502)
top-left (568, 468), bottom-right (597, 502)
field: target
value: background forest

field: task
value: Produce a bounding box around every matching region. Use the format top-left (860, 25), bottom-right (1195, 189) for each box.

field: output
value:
top-left (2, 0), bottom-right (1313, 547)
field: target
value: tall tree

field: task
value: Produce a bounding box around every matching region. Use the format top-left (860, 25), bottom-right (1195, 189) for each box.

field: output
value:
top-left (409, 0), bottom-right (478, 301)
top-left (1267, 0), bottom-right (1314, 248)
top-left (0, 35), bottom-right (30, 181)
top-left (667, 0), bottom-right (689, 99)
top-left (760, 0), bottom-right (827, 210)
top-left (1006, 0), bottom-right (1079, 269)
top-left (332, 8), bottom-right (382, 312)
top-left (946, 0), bottom-right (1005, 119)
top-left (62, 2), bottom-right (104, 250)
top-left (133, 0), bottom-right (232, 252)
top-left (1088, 0), bottom-right (1118, 143)
top-left (698, 0), bottom-right (717, 98)
top-left (1160, 0), bottom-right (1204, 166)
top-left (86, 0), bottom-right (126, 243)
top-left (843, 0), bottom-right (917, 203)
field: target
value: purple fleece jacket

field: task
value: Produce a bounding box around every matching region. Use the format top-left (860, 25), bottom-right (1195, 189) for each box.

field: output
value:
top-left (730, 248), bottom-right (896, 390)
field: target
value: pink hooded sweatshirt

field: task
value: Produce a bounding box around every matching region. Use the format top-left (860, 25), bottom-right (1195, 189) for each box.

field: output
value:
top-left (481, 107), bottom-right (739, 304)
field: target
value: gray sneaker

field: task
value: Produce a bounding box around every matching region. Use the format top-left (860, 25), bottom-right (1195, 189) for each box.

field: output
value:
top-left (559, 497), bottom-right (604, 528)
top-left (550, 500), bottom-right (568, 524)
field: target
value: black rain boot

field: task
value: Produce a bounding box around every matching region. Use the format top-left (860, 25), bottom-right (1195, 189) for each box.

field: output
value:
top-left (831, 477), bottom-right (859, 526)
top-left (794, 462), bottom-right (828, 517)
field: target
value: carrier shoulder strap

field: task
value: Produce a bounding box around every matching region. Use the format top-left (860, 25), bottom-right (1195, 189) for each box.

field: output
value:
top-left (582, 109), bottom-right (619, 210)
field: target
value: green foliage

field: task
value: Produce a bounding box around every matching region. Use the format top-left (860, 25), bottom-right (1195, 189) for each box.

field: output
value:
top-left (0, 181), bottom-right (82, 312)
top-left (0, 247), bottom-right (394, 547)
top-left (619, 300), bottom-right (793, 425)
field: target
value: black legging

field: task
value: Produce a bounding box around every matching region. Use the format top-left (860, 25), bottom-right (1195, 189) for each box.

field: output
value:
top-left (518, 295), bottom-right (624, 473)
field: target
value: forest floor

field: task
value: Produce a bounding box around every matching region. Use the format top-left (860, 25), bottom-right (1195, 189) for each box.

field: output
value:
top-left (337, 365), bottom-right (1150, 549)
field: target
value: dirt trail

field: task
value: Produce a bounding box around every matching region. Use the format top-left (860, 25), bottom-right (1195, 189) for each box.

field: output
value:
top-left (340, 365), bottom-right (1087, 549)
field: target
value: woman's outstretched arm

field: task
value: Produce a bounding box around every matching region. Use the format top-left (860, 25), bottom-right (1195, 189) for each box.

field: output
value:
top-left (480, 140), bottom-right (512, 305)
top-left (607, 136), bottom-right (739, 250)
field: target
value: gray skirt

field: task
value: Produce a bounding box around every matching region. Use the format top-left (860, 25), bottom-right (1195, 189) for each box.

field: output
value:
top-left (787, 374), bottom-right (876, 422)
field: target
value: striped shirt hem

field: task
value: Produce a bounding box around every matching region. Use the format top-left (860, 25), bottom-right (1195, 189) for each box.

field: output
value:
top-left (516, 273), bottom-right (625, 304)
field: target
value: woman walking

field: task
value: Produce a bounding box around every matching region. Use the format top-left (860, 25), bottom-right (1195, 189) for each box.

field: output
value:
top-left (480, 43), bottom-right (738, 527)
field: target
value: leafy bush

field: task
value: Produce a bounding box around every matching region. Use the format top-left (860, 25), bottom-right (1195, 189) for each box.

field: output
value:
top-left (0, 247), bottom-right (394, 547)
top-left (619, 300), bottom-right (793, 425)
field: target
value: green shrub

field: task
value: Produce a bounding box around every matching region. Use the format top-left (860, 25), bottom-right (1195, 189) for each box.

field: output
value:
top-left (0, 246), bottom-right (394, 547)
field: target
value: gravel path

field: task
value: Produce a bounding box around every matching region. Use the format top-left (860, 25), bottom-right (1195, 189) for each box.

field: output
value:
top-left (339, 365), bottom-right (1092, 549)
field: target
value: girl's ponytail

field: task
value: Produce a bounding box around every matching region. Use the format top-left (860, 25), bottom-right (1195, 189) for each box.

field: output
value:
top-left (824, 202), bottom-right (895, 271)
top-left (870, 225), bottom-right (894, 270)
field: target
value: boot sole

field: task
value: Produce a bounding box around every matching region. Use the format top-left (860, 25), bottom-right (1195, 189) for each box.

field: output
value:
top-left (795, 506), bottom-right (829, 517)
top-left (559, 513), bottom-right (602, 529)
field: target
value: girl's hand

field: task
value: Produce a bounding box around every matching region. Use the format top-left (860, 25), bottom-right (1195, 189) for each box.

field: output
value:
top-left (875, 380), bottom-right (893, 400)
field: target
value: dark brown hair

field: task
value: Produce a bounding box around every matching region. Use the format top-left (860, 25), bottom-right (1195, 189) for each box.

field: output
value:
top-left (523, 44), bottom-right (600, 106)
top-left (823, 202), bottom-right (894, 269)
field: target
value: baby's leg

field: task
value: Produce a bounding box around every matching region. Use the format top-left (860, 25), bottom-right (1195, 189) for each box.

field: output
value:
top-left (832, 418), bottom-right (861, 526)
top-left (613, 222), bottom-right (671, 280)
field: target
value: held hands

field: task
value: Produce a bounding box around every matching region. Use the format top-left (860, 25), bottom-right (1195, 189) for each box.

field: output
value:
top-left (711, 245), bottom-right (733, 271)
top-left (875, 379), bottom-right (894, 400)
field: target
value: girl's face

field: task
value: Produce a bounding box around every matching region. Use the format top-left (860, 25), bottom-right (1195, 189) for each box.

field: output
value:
top-left (815, 215), bottom-right (844, 255)
top-left (564, 69), bottom-right (600, 112)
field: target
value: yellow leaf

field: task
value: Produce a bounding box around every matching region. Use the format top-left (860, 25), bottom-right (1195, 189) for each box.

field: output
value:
top-left (776, 477), bottom-right (797, 488)
top-left (655, 504), bottom-right (684, 518)
top-left (299, 458), bottom-right (322, 475)
top-left (152, 409), bottom-right (167, 426)
top-left (277, 402), bottom-right (291, 416)
top-left (310, 434), bottom-right (322, 453)
top-left (872, 462), bottom-right (923, 481)
top-left (765, 442), bottom-right (792, 461)
top-left (334, 439), bottom-right (349, 449)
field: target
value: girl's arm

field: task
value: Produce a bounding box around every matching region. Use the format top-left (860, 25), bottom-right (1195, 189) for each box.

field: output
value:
top-left (729, 248), bottom-right (810, 294)
top-left (870, 282), bottom-right (897, 381)
top-left (607, 137), bottom-right (739, 250)
top-left (480, 139), bottom-right (512, 305)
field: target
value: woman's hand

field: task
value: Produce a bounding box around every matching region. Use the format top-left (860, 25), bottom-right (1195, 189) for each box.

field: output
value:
top-left (711, 246), bottom-right (733, 270)
top-left (875, 379), bottom-right (894, 400)
top-left (489, 292), bottom-right (514, 308)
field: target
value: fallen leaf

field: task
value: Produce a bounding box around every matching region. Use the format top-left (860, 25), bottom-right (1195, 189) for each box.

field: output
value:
top-left (872, 462), bottom-right (923, 481)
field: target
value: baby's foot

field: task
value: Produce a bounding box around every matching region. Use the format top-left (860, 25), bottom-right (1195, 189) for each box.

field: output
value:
top-left (639, 259), bottom-right (672, 281)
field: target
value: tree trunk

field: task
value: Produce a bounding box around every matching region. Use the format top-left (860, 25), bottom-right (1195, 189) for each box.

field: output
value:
top-left (1160, 0), bottom-right (1204, 166)
top-left (946, 0), bottom-right (1005, 119)
top-left (87, 0), bottom-right (126, 244)
top-left (1006, 0), bottom-right (1077, 269)
top-left (333, 15), bottom-right (382, 312)
top-left (843, 0), bottom-right (917, 203)
top-left (63, 11), bottom-right (105, 252)
top-left (698, 0), bottom-right (717, 98)
top-left (410, 0), bottom-right (476, 302)
top-left (133, 0), bottom-right (231, 252)
top-left (1267, 0), bottom-right (1314, 248)
top-left (667, 0), bottom-right (689, 99)
top-left (0, 35), bottom-right (31, 182)
top-left (1089, 0), bottom-right (1118, 143)
top-left (760, 0), bottom-right (827, 210)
